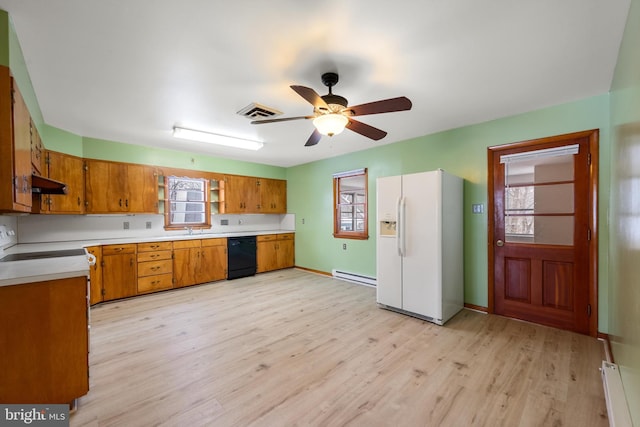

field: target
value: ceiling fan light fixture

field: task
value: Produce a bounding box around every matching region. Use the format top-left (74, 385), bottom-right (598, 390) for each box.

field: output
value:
top-left (313, 114), bottom-right (348, 137)
top-left (173, 127), bottom-right (263, 150)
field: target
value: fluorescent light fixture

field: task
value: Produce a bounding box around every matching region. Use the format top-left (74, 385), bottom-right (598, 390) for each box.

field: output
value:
top-left (173, 127), bottom-right (264, 150)
top-left (313, 114), bottom-right (349, 136)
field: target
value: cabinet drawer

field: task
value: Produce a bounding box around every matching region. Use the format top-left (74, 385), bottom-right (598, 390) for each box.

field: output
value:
top-left (137, 273), bottom-right (173, 294)
top-left (278, 233), bottom-right (294, 241)
top-left (138, 241), bottom-right (172, 252)
top-left (102, 244), bottom-right (136, 255)
top-left (201, 238), bottom-right (226, 247)
top-left (138, 259), bottom-right (172, 277)
top-left (137, 250), bottom-right (172, 262)
top-left (173, 240), bottom-right (201, 249)
top-left (257, 234), bottom-right (277, 242)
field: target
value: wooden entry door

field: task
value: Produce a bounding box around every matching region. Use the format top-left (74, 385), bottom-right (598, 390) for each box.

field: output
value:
top-left (488, 130), bottom-right (598, 336)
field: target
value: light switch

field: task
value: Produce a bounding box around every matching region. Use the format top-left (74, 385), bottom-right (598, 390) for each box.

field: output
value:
top-left (472, 204), bottom-right (484, 214)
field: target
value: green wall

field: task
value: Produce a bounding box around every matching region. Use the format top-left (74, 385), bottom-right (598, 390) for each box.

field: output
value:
top-left (81, 137), bottom-right (286, 179)
top-left (288, 94), bottom-right (610, 329)
top-left (4, 12), bottom-right (43, 129)
top-left (0, 11), bottom-right (8, 67)
top-left (609, 0), bottom-right (640, 422)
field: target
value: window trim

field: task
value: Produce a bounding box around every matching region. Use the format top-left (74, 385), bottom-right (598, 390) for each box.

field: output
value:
top-left (333, 168), bottom-right (368, 240)
top-left (163, 175), bottom-right (212, 230)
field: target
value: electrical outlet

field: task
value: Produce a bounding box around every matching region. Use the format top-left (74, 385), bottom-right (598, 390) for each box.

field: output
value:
top-left (146, 221), bottom-right (152, 229)
top-left (123, 221), bottom-right (130, 230)
top-left (220, 219), bottom-right (229, 226)
top-left (472, 204), bottom-right (484, 214)
top-left (343, 243), bottom-right (347, 250)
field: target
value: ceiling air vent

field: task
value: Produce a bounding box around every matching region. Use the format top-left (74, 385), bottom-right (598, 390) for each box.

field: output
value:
top-left (237, 102), bottom-right (282, 120)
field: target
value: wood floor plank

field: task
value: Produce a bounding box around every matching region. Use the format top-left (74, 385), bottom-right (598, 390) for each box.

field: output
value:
top-left (70, 269), bottom-right (608, 426)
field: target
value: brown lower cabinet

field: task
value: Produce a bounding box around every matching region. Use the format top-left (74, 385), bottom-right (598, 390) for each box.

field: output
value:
top-left (87, 245), bottom-right (103, 305)
top-left (0, 276), bottom-right (89, 404)
top-left (173, 238), bottom-right (227, 288)
top-left (102, 243), bottom-right (137, 301)
top-left (257, 233), bottom-right (295, 273)
top-left (90, 234), bottom-right (291, 304)
top-left (137, 241), bottom-right (173, 294)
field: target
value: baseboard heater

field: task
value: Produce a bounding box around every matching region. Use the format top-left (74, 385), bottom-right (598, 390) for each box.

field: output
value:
top-left (332, 270), bottom-right (376, 287)
top-left (601, 361), bottom-right (633, 427)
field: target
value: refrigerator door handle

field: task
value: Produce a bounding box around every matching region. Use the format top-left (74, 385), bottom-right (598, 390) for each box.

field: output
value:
top-left (398, 196), bottom-right (406, 256)
top-left (396, 196), bottom-right (402, 256)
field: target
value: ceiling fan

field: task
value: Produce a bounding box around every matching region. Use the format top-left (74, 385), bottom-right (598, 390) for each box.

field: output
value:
top-left (251, 72), bottom-right (412, 147)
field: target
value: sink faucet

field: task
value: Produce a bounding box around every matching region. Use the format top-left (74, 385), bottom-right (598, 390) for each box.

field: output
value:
top-left (185, 226), bottom-right (193, 235)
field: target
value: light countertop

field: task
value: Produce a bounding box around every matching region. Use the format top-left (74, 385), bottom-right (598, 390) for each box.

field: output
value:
top-left (0, 229), bottom-right (294, 287)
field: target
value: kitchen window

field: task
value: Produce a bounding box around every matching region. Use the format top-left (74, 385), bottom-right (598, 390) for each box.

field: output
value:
top-left (333, 168), bottom-right (368, 240)
top-left (164, 176), bottom-right (211, 229)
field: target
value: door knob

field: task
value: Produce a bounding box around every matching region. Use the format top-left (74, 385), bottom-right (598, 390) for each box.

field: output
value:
top-left (496, 239), bottom-right (504, 247)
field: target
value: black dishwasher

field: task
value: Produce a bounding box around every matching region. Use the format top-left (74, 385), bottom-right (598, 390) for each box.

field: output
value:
top-left (227, 236), bottom-right (257, 279)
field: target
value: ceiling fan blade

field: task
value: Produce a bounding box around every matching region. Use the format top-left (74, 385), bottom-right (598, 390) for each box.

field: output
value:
top-left (291, 85), bottom-right (330, 110)
top-left (251, 116), bottom-right (313, 124)
top-left (346, 118), bottom-right (387, 141)
top-left (346, 96), bottom-right (412, 116)
top-left (304, 129), bottom-right (322, 147)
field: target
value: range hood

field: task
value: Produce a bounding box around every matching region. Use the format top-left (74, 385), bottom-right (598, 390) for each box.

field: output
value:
top-left (31, 174), bottom-right (68, 195)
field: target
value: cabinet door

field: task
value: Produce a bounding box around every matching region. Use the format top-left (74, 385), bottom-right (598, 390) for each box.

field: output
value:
top-left (102, 253), bottom-right (137, 300)
top-left (257, 239), bottom-right (279, 273)
top-left (224, 175), bottom-right (259, 213)
top-left (10, 79), bottom-right (32, 210)
top-left (126, 164), bottom-right (158, 213)
top-left (45, 151), bottom-right (85, 214)
top-left (198, 245), bottom-right (227, 283)
top-left (30, 119), bottom-right (44, 176)
top-left (85, 159), bottom-right (127, 213)
top-left (173, 247), bottom-right (199, 288)
top-left (277, 237), bottom-right (295, 269)
top-left (87, 246), bottom-right (103, 305)
top-left (259, 179), bottom-right (287, 213)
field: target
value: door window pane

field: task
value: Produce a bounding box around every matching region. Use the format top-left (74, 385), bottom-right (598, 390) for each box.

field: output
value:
top-left (504, 151), bottom-right (575, 245)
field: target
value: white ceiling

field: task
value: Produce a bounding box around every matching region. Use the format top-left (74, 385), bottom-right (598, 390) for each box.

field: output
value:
top-left (0, 1), bottom-right (631, 167)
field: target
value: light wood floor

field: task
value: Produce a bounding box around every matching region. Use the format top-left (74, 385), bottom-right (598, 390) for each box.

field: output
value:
top-left (71, 269), bottom-right (608, 427)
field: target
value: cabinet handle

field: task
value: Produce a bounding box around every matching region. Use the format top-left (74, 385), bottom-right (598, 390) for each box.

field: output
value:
top-left (125, 199), bottom-right (129, 208)
top-left (130, 258), bottom-right (134, 266)
top-left (151, 280), bottom-right (159, 285)
top-left (115, 247), bottom-right (123, 252)
top-left (151, 266), bottom-right (160, 271)
top-left (151, 245), bottom-right (159, 249)
top-left (119, 199), bottom-right (122, 207)
top-left (77, 197), bottom-right (81, 206)
top-left (150, 254), bottom-right (159, 258)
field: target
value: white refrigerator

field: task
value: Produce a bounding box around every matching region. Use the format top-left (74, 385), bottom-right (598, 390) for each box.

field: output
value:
top-left (376, 169), bottom-right (463, 325)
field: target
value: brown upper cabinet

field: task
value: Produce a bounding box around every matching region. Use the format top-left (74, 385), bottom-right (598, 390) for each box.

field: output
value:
top-left (258, 178), bottom-right (287, 213)
top-left (35, 150), bottom-right (85, 214)
top-left (84, 159), bottom-right (158, 214)
top-left (223, 175), bottom-right (287, 214)
top-left (0, 66), bottom-right (32, 213)
top-left (30, 119), bottom-right (44, 176)
top-left (223, 175), bottom-right (260, 213)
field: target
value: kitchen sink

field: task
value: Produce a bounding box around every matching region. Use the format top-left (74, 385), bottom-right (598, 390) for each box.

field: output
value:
top-left (0, 248), bottom-right (86, 262)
